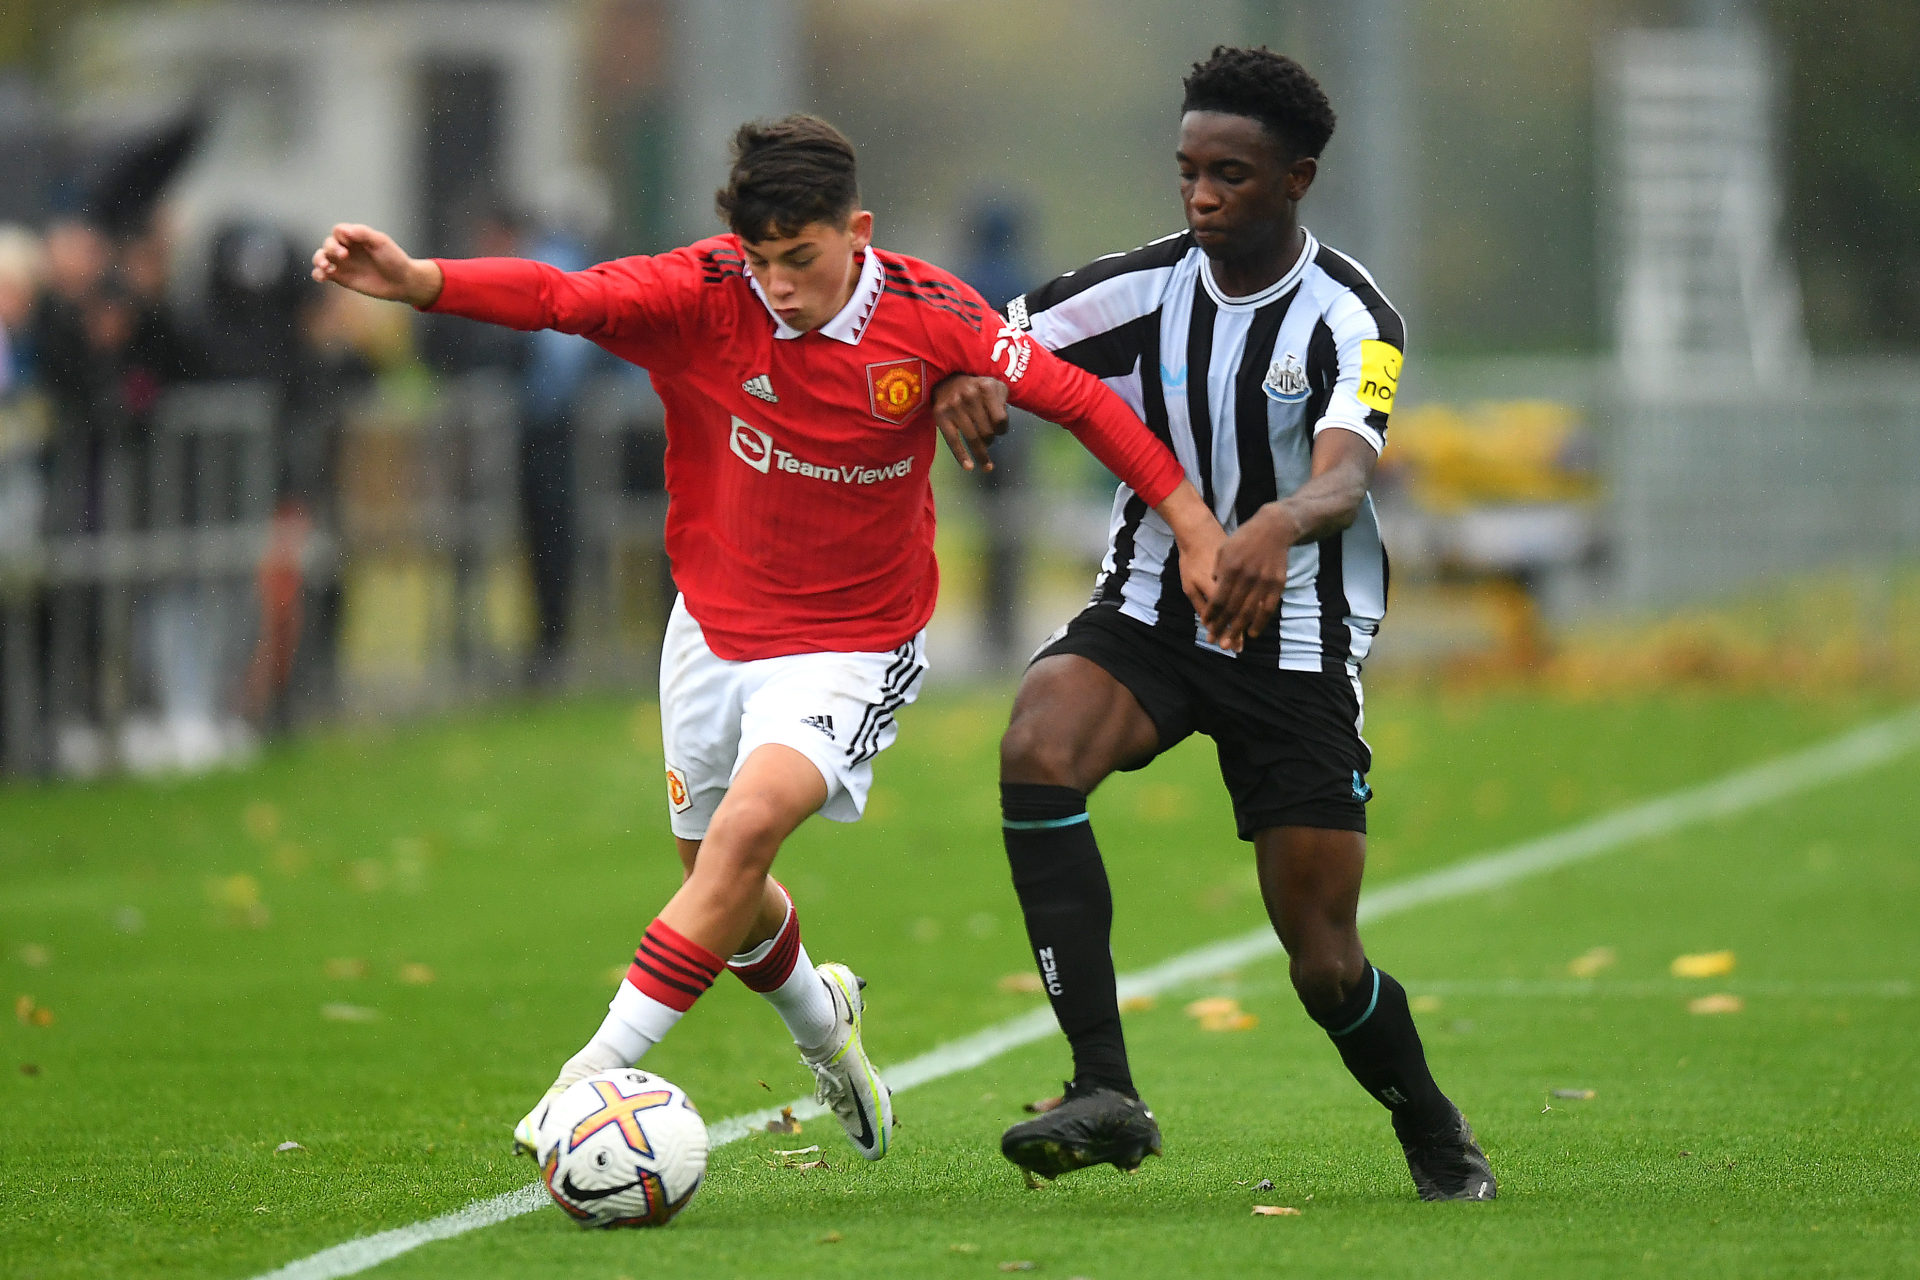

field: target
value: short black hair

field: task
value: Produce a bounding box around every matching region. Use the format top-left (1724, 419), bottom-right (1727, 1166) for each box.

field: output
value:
top-left (714, 115), bottom-right (860, 243)
top-left (1181, 46), bottom-right (1337, 161)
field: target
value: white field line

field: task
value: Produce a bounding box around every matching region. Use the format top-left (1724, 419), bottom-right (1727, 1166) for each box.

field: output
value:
top-left (250, 704), bottom-right (1920, 1280)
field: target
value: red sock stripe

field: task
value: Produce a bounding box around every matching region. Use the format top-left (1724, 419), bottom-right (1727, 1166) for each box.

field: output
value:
top-left (626, 919), bottom-right (724, 1013)
top-left (728, 901), bottom-right (802, 993)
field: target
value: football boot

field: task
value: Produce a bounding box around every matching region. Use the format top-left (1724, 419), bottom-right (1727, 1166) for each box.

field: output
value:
top-left (802, 962), bottom-right (894, 1161)
top-left (511, 1075), bottom-right (579, 1160)
top-left (1397, 1108), bottom-right (1497, 1201)
top-left (1000, 1080), bottom-right (1162, 1180)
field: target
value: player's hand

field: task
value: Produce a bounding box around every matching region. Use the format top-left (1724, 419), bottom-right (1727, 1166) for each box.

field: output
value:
top-left (310, 223), bottom-right (444, 308)
top-left (1176, 522), bottom-right (1234, 648)
top-left (931, 374), bottom-right (1010, 472)
top-left (1205, 504), bottom-right (1296, 646)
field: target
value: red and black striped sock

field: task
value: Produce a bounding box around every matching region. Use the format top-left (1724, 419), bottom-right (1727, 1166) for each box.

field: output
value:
top-left (627, 918), bottom-right (725, 1013)
top-left (726, 888), bottom-right (837, 1052)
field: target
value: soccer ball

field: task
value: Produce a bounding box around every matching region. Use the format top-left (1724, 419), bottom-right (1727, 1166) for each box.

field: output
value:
top-left (534, 1068), bottom-right (709, 1228)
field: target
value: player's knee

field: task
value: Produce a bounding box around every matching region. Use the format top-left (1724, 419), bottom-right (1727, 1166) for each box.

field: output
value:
top-left (1289, 949), bottom-right (1364, 1019)
top-left (999, 716), bottom-right (1082, 787)
top-left (701, 798), bottom-right (788, 874)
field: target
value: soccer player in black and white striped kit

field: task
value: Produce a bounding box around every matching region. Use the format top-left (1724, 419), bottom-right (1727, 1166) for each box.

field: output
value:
top-left (935, 46), bottom-right (1495, 1200)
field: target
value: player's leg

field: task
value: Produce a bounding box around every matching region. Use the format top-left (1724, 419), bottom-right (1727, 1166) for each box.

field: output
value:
top-left (996, 610), bottom-right (1190, 1178)
top-left (515, 750), bottom-right (822, 1139)
top-left (681, 844), bottom-right (841, 1057)
top-left (1221, 665), bottom-right (1494, 1201)
top-left (1253, 824), bottom-right (1493, 1200)
top-left (701, 635), bottom-right (926, 1160)
top-left (999, 653), bottom-right (1157, 1095)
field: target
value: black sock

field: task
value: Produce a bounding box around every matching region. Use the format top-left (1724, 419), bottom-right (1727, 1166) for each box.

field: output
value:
top-left (1001, 782), bottom-right (1135, 1097)
top-left (1311, 963), bottom-right (1453, 1136)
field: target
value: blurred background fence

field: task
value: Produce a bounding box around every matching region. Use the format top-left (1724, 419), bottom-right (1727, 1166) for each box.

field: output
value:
top-left (0, 0), bottom-right (1913, 777)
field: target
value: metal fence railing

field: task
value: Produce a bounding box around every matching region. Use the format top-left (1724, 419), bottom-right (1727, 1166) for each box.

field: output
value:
top-left (0, 371), bottom-right (673, 777)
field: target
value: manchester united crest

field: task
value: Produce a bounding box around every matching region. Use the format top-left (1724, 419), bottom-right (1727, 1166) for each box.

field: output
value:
top-left (866, 358), bottom-right (926, 423)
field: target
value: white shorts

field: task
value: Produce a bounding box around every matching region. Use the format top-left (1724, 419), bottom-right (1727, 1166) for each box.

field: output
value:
top-left (658, 596), bottom-right (928, 840)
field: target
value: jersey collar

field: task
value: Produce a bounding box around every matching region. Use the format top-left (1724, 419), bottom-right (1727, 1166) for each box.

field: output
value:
top-left (751, 248), bottom-right (886, 344)
top-left (1199, 228), bottom-right (1316, 311)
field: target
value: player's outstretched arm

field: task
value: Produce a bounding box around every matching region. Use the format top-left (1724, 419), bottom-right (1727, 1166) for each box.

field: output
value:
top-left (310, 223), bottom-right (444, 308)
top-left (1209, 428), bottom-right (1377, 644)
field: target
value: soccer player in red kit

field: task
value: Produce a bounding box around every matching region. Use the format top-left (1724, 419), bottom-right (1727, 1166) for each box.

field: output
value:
top-left (312, 115), bottom-right (1233, 1169)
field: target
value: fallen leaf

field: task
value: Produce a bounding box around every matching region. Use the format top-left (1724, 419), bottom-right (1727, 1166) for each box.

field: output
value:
top-left (254, 1205), bottom-right (270, 1214)
top-left (1568, 946), bottom-right (1617, 978)
top-left (949, 1243), bottom-right (980, 1254)
top-left (1255, 1178), bottom-right (1274, 1191)
top-left (1024, 1094), bottom-right (1063, 1114)
top-left (19, 1063), bottom-right (40, 1076)
top-left (320, 1003), bottom-right (380, 1023)
top-left (773, 1145), bottom-right (821, 1157)
top-left (1198, 1011), bottom-right (1258, 1032)
top-left (819, 1231), bottom-right (843, 1243)
top-left (1688, 993), bottom-right (1744, 1015)
top-left (998, 1263), bottom-right (1037, 1273)
top-left (1119, 994), bottom-right (1157, 1013)
top-left (789, 1159), bottom-right (830, 1170)
top-left (765, 1106), bottom-right (803, 1135)
top-left (1409, 993), bottom-right (1443, 1014)
top-left (1552, 1088), bottom-right (1597, 1100)
top-left (1185, 996), bottom-right (1241, 1019)
top-left (14, 995), bottom-right (35, 1024)
top-left (275, 1141), bottom-right (305, 1152)
top-left (398, 963), bottom-right (436, 985)
top-left (1671, 950), bottom-right (1736, 979)
top-left (17, 944), bottom-right (49, 968)
top-left (29, 1006), bottom-right (53, 1027)
top-left (324, 957), bottom-right (368, 980)
top-left (998, 972), bottom-right (1045, 994)
top-left (1253, 1205), bottom-right (1302, 1216)
top-left (757, 1079), bottom-right (772, 1091)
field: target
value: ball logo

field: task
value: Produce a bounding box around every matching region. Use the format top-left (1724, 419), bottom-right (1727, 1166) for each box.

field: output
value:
top-left (728, 416), bottom-right (773, 473)
top-left (665, 767), bottom-right (691, 813)
top-left (866, 358), bottom-right (926, 423)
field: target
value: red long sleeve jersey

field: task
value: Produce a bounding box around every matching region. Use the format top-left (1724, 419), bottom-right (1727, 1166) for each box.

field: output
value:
top-left (429, 235), bottom-right (1185, 660)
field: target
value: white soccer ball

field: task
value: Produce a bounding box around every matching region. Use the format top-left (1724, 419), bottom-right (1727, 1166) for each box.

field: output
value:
top-left (535, 1068), bottom-right (709, 1228)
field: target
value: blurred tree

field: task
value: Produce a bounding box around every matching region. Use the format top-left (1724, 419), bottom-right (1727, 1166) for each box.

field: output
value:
top-left (1769, 0), bottom-right (1920, 350)
top-left (0, 0), bottom-right (131, 72)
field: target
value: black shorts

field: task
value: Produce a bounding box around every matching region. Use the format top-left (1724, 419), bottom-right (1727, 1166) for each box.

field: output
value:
top-left (1034, 606), bottom-right (1373, 840)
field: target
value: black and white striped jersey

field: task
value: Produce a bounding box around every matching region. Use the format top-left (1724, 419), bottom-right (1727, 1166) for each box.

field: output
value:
top-left (1008, 227), bottom-right (1402, 674)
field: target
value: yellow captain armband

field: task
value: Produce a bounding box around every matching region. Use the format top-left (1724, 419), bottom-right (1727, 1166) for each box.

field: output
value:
top-left (1356, 338), bottom-right (1402, 416)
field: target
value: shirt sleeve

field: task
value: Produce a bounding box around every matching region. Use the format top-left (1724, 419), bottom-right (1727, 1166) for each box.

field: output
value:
top-left (938, 297), bottom-right (1183, 508)
top-left (1313, 284), bottom-right (1405, 455)
top-left (427, 245), bottom-right (712, 372)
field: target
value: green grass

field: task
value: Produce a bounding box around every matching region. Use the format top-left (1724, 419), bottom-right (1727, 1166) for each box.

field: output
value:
top-left (2, 687), bottom-right (1917, 1278)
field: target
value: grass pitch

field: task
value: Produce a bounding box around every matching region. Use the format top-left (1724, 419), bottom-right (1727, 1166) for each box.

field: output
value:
top-left (2, 687), bottom-right (1917, 1279)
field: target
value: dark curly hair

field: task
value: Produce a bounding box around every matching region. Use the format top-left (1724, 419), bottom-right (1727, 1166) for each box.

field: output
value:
top-left (1181, 46), bottom-right (1337, 161)
top-left (715, 115), bottom-right (861, 242)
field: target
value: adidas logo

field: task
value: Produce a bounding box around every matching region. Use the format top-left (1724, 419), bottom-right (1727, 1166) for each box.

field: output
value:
top-left (742, 374), bottom-right (779, 403)
top-left (801, 713), bottom-right (834, 739)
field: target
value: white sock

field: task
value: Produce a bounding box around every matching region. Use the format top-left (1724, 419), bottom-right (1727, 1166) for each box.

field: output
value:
top-left (550, 980), bottom-right (686, 1090)
top-left (731, 932), bottom-right (838, 1054)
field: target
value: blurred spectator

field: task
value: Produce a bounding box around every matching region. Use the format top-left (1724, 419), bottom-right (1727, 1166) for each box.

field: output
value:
top-left (419, 201), bottom-right (530, 377)
top-left (518, 208), bottom-right (604, 683)
top-left (961, 200), bottom-right (1035, 668)
top-left (0, 224), bottom-right (45, 399)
